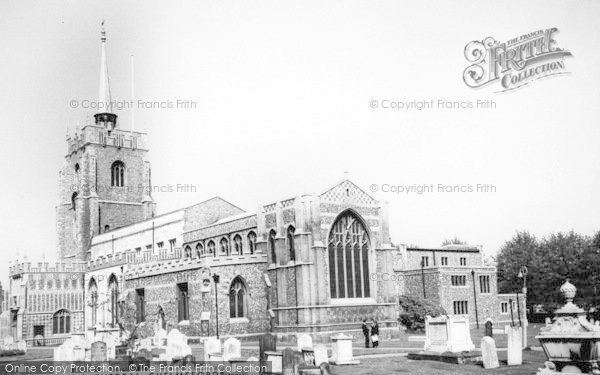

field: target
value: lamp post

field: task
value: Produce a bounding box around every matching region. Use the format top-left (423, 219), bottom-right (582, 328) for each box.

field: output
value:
top-left (421, 259), bottom-right (426, 299)
top-left (471, 269), bottom-right (479, 329)
top-left (517, 266), bottom-right (528, 348)
top-left (212, 273), bottom-right (220, 338)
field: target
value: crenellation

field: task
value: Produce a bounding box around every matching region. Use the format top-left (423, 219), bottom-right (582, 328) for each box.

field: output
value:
top-left (66, 125), bottom-right (147, 156)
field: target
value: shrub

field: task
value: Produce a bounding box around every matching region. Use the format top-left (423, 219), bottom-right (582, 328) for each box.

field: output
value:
top-left (398, 295), bottom-right (446, 333)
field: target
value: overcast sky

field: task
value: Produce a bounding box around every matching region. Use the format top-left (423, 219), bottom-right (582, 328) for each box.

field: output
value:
top-left (1, 0), bottom-right (599, 283)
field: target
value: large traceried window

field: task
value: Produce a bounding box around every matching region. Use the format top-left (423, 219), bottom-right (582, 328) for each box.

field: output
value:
top-left (229, 276), bottom-right (247, 318)
top-left (328, 211), bottom-right (370, 299)
top-left (53, 310), bottom-right (71, 334)
top-left (111, 161), bottom-right (125, 187)
top-left (108, 274), bottom-right (119, 327)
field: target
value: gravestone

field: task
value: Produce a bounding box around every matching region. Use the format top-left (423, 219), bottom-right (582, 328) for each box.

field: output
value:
top-left (260, 333), bottom-right (277, 361)
top-left (154, 328), bottom-right (168, 347)
top-left (480, 337), bottom-right (499, 369)
top-left (166, 329), bottom-right (192, 359)
top-left (330, 333), bottom-right (359, 365)
top-left (223, 337), bottom-right (242, 361)
top-left (423, 315), bottom-right (475, 353)
top-left (90, 341), bottom-right (108, 361)
top-left (204, 337), bottom-right (221, 361)
top-left (313, 345), bottom-right (328, 367)
top-left (507, 326), bottom-right (523, 365)
top-left (484, 319), bottom-right (493, 338)
top-left (54, 340), bottom-right (73, 361)
top-left (297, 334), bottom-right (313, 351)
top-left (265, 350), bottom-right (283, 374)
top-left (302, 348), bottom-right (316, 366)
top-left (282, 348), bottom-right (304, 375)
top-left (545, 317), bottom-right (552, 327)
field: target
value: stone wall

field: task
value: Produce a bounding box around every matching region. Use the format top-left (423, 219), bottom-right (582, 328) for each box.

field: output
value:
top-left (123, 261), bottom-right (269, 337)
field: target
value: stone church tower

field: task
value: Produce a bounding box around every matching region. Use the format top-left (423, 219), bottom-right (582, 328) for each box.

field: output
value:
top-left (57, 23), bottom-right (155, 261)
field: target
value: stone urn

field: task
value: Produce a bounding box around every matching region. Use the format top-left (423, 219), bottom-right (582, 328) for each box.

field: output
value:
top-left (536, 280), bottom-right (600, 374)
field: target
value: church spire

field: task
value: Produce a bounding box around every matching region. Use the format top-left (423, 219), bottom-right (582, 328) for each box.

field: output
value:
top-left (94, 20), bottom-right (118, 133)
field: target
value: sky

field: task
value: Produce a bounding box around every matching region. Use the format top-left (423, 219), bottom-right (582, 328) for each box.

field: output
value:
top-left (0, 0), bottom-right (599, 283)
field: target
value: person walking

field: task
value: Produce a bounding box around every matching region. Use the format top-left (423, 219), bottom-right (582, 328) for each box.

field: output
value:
top-left (371, 320), bottom-right (380, 348)
top-left (362, 318), bottom-right (370, 348)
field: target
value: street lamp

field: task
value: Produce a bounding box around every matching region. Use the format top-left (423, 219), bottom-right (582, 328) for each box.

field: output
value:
top-left (517, 266), bottom-right (528, 348)
top-left (212, 273), bottom-right (220, 338)
top-left (471, 269), bottom-right (479, 329)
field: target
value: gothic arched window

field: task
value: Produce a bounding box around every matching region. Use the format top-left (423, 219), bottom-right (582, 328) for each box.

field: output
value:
top-left (207, 241), bottom-right (215, 255)
top-left (108, 274), bottom-right (119, 327)
top-left (229, 276), bottom-right (247, 318)
top-left (220, 238), bottom-right (229, 255)
top-left (287, 226), bottom-right (295, 261)
top-left (184, 246), bottom-right (192, 259)
top-left (233, 235), bottom-right (242, 255)
top-left (328, 211), bottom-right (370, 299)
top-left (269, 230), bottom-right (277, 264)
top-left (89, 278), bottom-right (98, 326)
top-left (247, 231), bottom-right (256, 254)
top-left (111, 161), bottom-right (125, 187)
top-left (196, 243), bottom-right (204, 258)
top-left (53, 310), bottom-right (71, 334)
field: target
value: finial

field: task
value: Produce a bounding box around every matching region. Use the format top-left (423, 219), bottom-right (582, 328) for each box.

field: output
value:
top-left (560, 279), bottom-right (577, 303)
top-left (344, 170), bottom-right (349, 180)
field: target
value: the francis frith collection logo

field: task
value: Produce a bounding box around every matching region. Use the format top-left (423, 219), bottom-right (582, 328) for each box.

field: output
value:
top-left (463, 28), bottom-right (572, 92)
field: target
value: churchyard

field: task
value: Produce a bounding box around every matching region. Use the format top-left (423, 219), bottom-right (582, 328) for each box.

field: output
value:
top-left (0, 323), bottom-right (548, 375)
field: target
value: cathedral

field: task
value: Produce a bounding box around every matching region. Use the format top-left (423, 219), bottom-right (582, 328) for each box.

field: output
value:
top-left (6, 25), bottom-right (521, 345)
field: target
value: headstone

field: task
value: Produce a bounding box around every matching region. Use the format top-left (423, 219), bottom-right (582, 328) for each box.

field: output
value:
top-left (204, 337), bottom-right (222, 361)
top-left (423, 315), bottom-right (475, 353)
top-left (313, 345), bottom-right (328, 367)
top-left (54, 341), bottom-right (73, 361)
top-left (154, 328), bottom-right (168, 347)
top-left (302, 348), bottom-right (316, 366)
top-left (545, 317), bottom-right (552, 327)
top-left (90, 341), bottom-right (108, 361)
top-left (282, 348), bottom-right (304, 375)
top-left (260, 333), bottom-right (277, 361)
top-left (265, 351), bottom-right (283, 374)
top-left (507, 326), bottom-right (523, 365)
top-left (484, 319), bottom-right (493, 338)
top-left (297, 334), bottom-right (313, 351)
top-left (223, 337), bottom-right (242, 361)
top-left (480, 337), bottom-right (499, 369)
top-left (330, 333), bottom-right (359, 365)
top-left (166, 329), bottom-right (192, 359)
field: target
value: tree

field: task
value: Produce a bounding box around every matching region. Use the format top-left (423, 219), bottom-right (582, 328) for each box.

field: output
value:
top-left (398, 295), bottom-right (446, 332)
top-left (496, 231), bottom-right (538, 298)
top-left (496, 230), bottom-right (597, 310)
